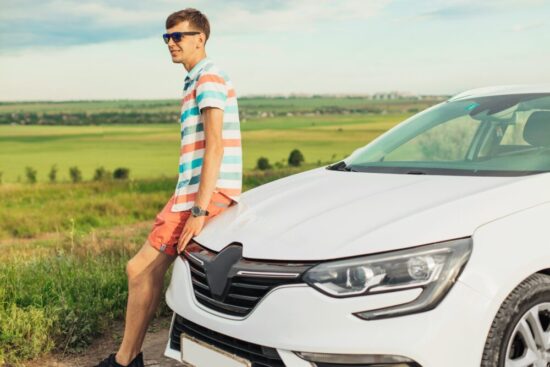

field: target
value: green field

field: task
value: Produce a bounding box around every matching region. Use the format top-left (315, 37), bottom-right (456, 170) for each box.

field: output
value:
top-left (0, 114), bottom-right (407, 183)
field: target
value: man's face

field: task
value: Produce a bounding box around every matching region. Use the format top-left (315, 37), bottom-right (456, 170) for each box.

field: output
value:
top-left (166, 21), bottom-right (203, 64)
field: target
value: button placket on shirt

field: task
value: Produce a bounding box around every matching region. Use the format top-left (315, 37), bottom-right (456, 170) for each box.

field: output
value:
top-left (183, 76), bottom-right (192, 92)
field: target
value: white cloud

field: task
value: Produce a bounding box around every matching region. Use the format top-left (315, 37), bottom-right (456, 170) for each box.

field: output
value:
top-left (399, 0), bottom-right (549, 22)
top-left (215, 0), bottom-right (389, 33)
top-left (510, 21), bottom-right (546, 32)
top-left (0, 0), bottom-right (391, 50)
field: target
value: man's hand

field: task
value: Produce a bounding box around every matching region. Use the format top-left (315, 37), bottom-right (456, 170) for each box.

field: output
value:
top-left (177, 215), bottom-right (206, 254)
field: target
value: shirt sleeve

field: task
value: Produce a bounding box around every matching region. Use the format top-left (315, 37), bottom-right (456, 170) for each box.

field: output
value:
top-left (196, 72), bottom-right (228, 111)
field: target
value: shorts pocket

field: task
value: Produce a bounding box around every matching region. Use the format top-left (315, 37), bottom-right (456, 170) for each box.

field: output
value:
top-left (206, 191), bottom-right (233, 218)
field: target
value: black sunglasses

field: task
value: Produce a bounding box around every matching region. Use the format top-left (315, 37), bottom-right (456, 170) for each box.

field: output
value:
top-left (162, 31), bottom-right (200, 44)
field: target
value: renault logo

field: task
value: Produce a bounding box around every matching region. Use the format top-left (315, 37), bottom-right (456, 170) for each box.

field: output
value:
top-left (203, 244), bottom-right (243, 301)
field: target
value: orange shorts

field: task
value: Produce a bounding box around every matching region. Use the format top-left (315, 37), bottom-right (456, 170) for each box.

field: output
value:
top-left (147, 191), bottom-right (235, 256)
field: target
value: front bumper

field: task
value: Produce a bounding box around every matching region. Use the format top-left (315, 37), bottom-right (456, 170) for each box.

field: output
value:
top-left (164, 256), bottom-right (491, 367)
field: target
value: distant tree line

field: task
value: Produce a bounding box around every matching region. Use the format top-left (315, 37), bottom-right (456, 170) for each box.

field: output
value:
top-left (0, 107), bottom-right (392, 125)
top-left (0, 112), bottom-right (180, 125)
top-left (0, 98), bottom-right (445, 125)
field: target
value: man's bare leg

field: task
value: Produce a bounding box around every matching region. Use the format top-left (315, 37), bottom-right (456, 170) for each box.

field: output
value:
top-left (115, 241), bottom-right (176, 365)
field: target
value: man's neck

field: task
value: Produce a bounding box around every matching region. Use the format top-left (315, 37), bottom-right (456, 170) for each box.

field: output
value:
top-left (183, 53), bottom-right (207, 72)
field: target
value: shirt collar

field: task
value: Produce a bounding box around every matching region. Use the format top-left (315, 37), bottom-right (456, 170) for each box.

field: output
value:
top-left (185, 57), bottom-right (212, 82)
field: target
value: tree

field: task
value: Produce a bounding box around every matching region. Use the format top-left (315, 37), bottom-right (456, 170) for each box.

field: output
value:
top-left (48, 165), bottom-right (58, 183)
top-left (288, 149), bottom-right (305, 167)
top-left (69, 166), bottom-right (82, 183)
top-left (25, 166), bottom-right (37, 184)
top-left (93, 166), bottom-right (110, 181)
top-left (256, 157), bottom-right (272, 170)
top-left (113, 167), bottom-right (130, 180)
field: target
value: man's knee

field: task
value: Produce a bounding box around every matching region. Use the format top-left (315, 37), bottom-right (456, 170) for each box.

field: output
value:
top-left (125, 257), bottom-right (141, 282)
top-left (125, 241), bottom-right (172, 283)
top-left (127, 257), bottom-right (156, 290)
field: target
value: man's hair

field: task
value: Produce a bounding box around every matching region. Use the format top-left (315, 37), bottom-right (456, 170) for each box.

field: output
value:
top-left (166, 8), bottom-right (210, 43)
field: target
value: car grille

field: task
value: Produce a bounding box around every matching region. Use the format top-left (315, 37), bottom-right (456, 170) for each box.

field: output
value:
top-left (170, 313), bottom-right (285, 367)
top-left (183, 241), bottom-right (314, 317)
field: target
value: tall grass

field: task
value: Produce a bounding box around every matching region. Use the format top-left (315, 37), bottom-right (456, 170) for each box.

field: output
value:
top-left (0, 225), bottom-right (153, 365)
top-left (0, 164), bottom-right (324, 365)
top-left (0, 178), bottom-right (174, 240)
top-left (0, 165), bottom-right (324, 240)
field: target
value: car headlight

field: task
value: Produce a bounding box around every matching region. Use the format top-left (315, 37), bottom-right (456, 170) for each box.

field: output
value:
top-left (303, 237), bottom-right (472, 320)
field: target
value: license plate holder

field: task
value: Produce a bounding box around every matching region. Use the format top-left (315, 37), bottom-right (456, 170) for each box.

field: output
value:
top-left (180, 332), bottom-right (252, 367)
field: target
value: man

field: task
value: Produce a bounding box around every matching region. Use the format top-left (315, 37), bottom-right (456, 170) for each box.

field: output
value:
top-left (94, 8), bottom-right (242, 367)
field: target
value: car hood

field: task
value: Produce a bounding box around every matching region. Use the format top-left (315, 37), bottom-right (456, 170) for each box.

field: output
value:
top-left (196, 167), bottom-right (550, 260)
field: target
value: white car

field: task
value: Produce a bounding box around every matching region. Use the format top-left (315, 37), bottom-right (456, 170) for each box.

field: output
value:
top-left (164, 85), bottom-right (550, 367)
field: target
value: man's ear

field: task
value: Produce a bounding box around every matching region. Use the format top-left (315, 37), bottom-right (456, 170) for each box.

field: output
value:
top-left (197, 33), bottom-right (206, 49)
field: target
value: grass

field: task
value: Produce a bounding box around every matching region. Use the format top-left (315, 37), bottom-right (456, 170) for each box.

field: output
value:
top-left (0, 225), bottom-right (148, 365)
top-left (0, 165), bottom-right (326, 241)
top-left (0, 124), bottom-right (180, 183)
top-left (0, 178), bottom-right (174, 240)
top-left (0, 114), bottom-right (405, 183)
top-left (0, 165), bottom-right (334, 365)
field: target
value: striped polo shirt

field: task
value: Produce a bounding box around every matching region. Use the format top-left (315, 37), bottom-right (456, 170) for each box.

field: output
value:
top-left (171, 57), bottom-right (242, 212)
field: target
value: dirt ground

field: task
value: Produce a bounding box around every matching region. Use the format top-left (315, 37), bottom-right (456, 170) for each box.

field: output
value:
top-left (25, 316), bottom-right (181, 367)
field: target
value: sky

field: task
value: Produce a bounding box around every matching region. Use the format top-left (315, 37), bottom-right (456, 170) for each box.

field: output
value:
top-left (0, 0), bottom-right (549, 101)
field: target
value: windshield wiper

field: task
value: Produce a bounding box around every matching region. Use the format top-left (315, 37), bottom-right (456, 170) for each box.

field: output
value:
top-left (326, 161), bottom-right (356, 172)
top-left (405, 170), bottom-right (428, 175)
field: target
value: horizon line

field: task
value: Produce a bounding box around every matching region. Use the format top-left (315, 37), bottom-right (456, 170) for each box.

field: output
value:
top-left (0, 92), bottom-right (451, 104)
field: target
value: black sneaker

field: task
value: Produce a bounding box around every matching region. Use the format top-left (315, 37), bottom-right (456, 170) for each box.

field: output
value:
top-left (93, 352), bottom-right (144, 367)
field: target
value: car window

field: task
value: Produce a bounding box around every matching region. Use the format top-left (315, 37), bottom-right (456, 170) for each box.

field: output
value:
top-left (345, 94), bottom-right (550, 176)
top-left (385, 115), bottom-right (478, 162)
top-left (500, 111), bottom-right (530, 146)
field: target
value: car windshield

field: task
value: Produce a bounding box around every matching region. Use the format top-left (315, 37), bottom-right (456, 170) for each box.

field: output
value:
top-left (344, 93), bottom-right (550, 176)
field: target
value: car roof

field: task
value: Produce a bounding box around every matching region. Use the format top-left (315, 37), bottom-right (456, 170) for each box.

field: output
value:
top-left (449, 84), bottom-right (550, 101)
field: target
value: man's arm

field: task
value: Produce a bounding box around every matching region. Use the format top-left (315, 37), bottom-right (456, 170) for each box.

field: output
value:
top-left (194, 107), bottom-right (224, 209)
top-left (177, 107), bottom-right (224, 253)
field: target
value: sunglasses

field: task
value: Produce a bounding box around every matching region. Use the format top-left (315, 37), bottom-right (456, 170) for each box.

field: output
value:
top-left (162, 31), bottom-right (200, 44)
